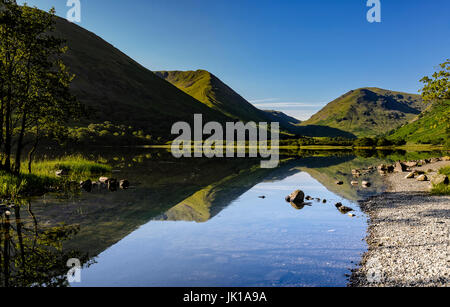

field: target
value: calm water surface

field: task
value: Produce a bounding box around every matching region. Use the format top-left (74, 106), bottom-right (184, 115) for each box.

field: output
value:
top-left (1, 149), bottom-right (444, 287)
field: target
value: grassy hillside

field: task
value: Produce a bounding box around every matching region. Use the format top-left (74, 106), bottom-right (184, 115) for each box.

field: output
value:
top-left (156, 70), bottom-right (359, 138)
top-left (155, 70), bottom-right (305, 134)
top-left (52, 18), bottom-right (233, 141)
top-left (387, 101), bottom-right (449, 145)
top-left (300, 88), bottom-right (425, 137)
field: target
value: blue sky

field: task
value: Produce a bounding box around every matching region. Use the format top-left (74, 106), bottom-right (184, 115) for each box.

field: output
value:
top-left (19, 0), bottom-right (450, 120)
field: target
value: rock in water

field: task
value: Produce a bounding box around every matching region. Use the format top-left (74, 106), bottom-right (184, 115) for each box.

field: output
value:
top-left (119, 179), bottom-right (130, 190)
top-left (108, 178), bottom-right (118, 191)
top-left (335, 202), bottom-right (354, 214)
top-left (416, 175), bottom-right (428, 182)
top-left (287, 190), bottom-right (305, 205)
top-left (362, 181), bottom-right (371, 187)
top-left (55, 169), bottom-right (68, 177)
top-left (431, 174), bottom-right (449, 185)
top-left (80, 179), bottom-right (93, 192)
top-left (285, 196), bottom-right (291, 203)
top-left (99, 177), bottom-right (109, 184)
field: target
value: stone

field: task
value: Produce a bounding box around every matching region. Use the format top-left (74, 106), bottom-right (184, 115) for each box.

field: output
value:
top-left (431, 174), bottom-right (449, 186)
top-left (362, 181), bottom-right (371, 187)
top-left (108, 178), bottom-right (118, 191)
top-left (335, 181), bottom-right (344, 185)
top-left (348, 213), bottom-right (356, 217)
top-left (55, 169), bottom-right (68, 177)
top-left (322, 199), bottom-right (327, 203)
top-left (404, 161), bottom-right (418, 168)
top-left (119, 179), bottom-right (130, 190)
top-left (430, 158), bottom-right (441, 163)
top-left (416, 175), bottom-right (428, 182)
top-left (335, 203), bottom-right (354, 214)
top-left (80, 179), bottom-right (92, 192)
top-left (351, 181), bottom-right (359, 186)
top-left (405, 172), bottom-right (415, 179)
top-left (287, 190), bottom-right (305, 205)
top-left (99, 177), bottom-right (109, 184)
top-left (305, 195), bottom-right (313, 200)
top-left (285, 196), bottom-right (291, 203)
top-left (394, 161), bottom-right (407, 173)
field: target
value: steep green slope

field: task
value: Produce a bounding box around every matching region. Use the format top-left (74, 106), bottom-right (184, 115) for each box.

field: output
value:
top-left (52, 18), bottom-right (232, 140)
top-left (300, 88), bottom-right (424, 137)
top-left (155, 70), bottom-right (305, 134)
top-left (387, 101), bottom-right (449, 144)
top-left (155, 70), bottom-right (270, 122)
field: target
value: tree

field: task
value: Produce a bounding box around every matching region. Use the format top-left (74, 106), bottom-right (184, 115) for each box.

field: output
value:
top-left (420, 59), bottom-right (450, 104)
top-left (0, 1), bottom-right (84, 174)
top-left (420, 59), bottom-right (450, 143)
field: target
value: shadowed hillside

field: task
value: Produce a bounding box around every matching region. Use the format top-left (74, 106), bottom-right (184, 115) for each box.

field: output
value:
top-left (52, 18), bottom-right (233, 140)
top-left (301, 88), bottom-right (424, 137)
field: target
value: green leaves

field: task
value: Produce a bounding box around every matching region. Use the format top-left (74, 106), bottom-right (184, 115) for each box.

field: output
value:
top-left (420, 59), bottom-right (450, 104)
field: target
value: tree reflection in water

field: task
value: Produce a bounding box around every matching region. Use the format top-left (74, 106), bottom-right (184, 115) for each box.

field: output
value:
top-left (0, 200), bottom-right (91, 287)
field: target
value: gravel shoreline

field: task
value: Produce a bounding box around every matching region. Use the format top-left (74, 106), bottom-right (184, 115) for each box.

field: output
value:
top-left (349, 160), bottom-right (450, 287)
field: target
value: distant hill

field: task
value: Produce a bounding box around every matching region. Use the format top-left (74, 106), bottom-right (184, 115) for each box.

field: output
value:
top-left (300, 88), bottom-right (425, 137)
top-left (155, 70), bottom-right (304, 134)
top-left (387, 101), bottom-right (449, 144)
top-left (52, 18), bottom-right (233, 140)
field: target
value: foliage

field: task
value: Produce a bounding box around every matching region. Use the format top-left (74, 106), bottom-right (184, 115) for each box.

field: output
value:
top-left (68, 121), bottom-right (155, 145)
top-left (420, 59), bottom-right (450, 104)
top-left (0, 155), bottom-right (111, 198)
top-left (0, 1), bottom-right (85, 173)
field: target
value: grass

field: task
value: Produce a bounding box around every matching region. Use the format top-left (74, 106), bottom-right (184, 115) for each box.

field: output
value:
top-left (430, 166), bottom-right (450, 196)
top-left (0, 155), bottom-right (112, 198)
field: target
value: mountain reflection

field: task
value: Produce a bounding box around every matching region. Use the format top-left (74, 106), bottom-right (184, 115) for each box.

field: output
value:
top-left (1, 148), bottom-right (446, 287)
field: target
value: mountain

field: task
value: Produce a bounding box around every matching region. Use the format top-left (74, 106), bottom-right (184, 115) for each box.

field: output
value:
top-left (300, 88), bottom-right (425, 137)
top-left (155, 70), bottom-right (303, 134)
top-left (52, 18), bottom-right (233, 140)
top-left (387, 101), bottom-right (449, 144)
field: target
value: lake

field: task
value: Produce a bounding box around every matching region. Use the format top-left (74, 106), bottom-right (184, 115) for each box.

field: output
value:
top-left (0, 148), bottom-right (445, 287)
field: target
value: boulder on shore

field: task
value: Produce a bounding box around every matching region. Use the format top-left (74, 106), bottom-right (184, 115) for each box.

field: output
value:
top-left (394, 161), bottom-right (407, 173)
top-left (405, 172), bottom-right (415, 179)
top-left (416, 174), bottom-right (428, 182)
top-left (335, 181), bottom-right (344, 185)
top-left (404, 161), bottom-right (418, 168)
top-left (431, 174), bottom-right (449, 186)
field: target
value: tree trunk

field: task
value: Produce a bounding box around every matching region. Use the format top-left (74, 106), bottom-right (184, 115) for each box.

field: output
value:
top-left (28, 135), bottom-right (39, 174)
top-left (14, 112), bottom-right (27, 173)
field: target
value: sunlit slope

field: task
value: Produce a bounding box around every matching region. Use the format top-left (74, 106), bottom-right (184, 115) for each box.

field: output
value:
top-left (156, 70), bottom-right (304, 134)
top-left (301, 88), bottom-right (424, 137)
top-left (387, 101), bottom-right (449, 144)
top-left (52, 18), bottom-right (232, 139)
